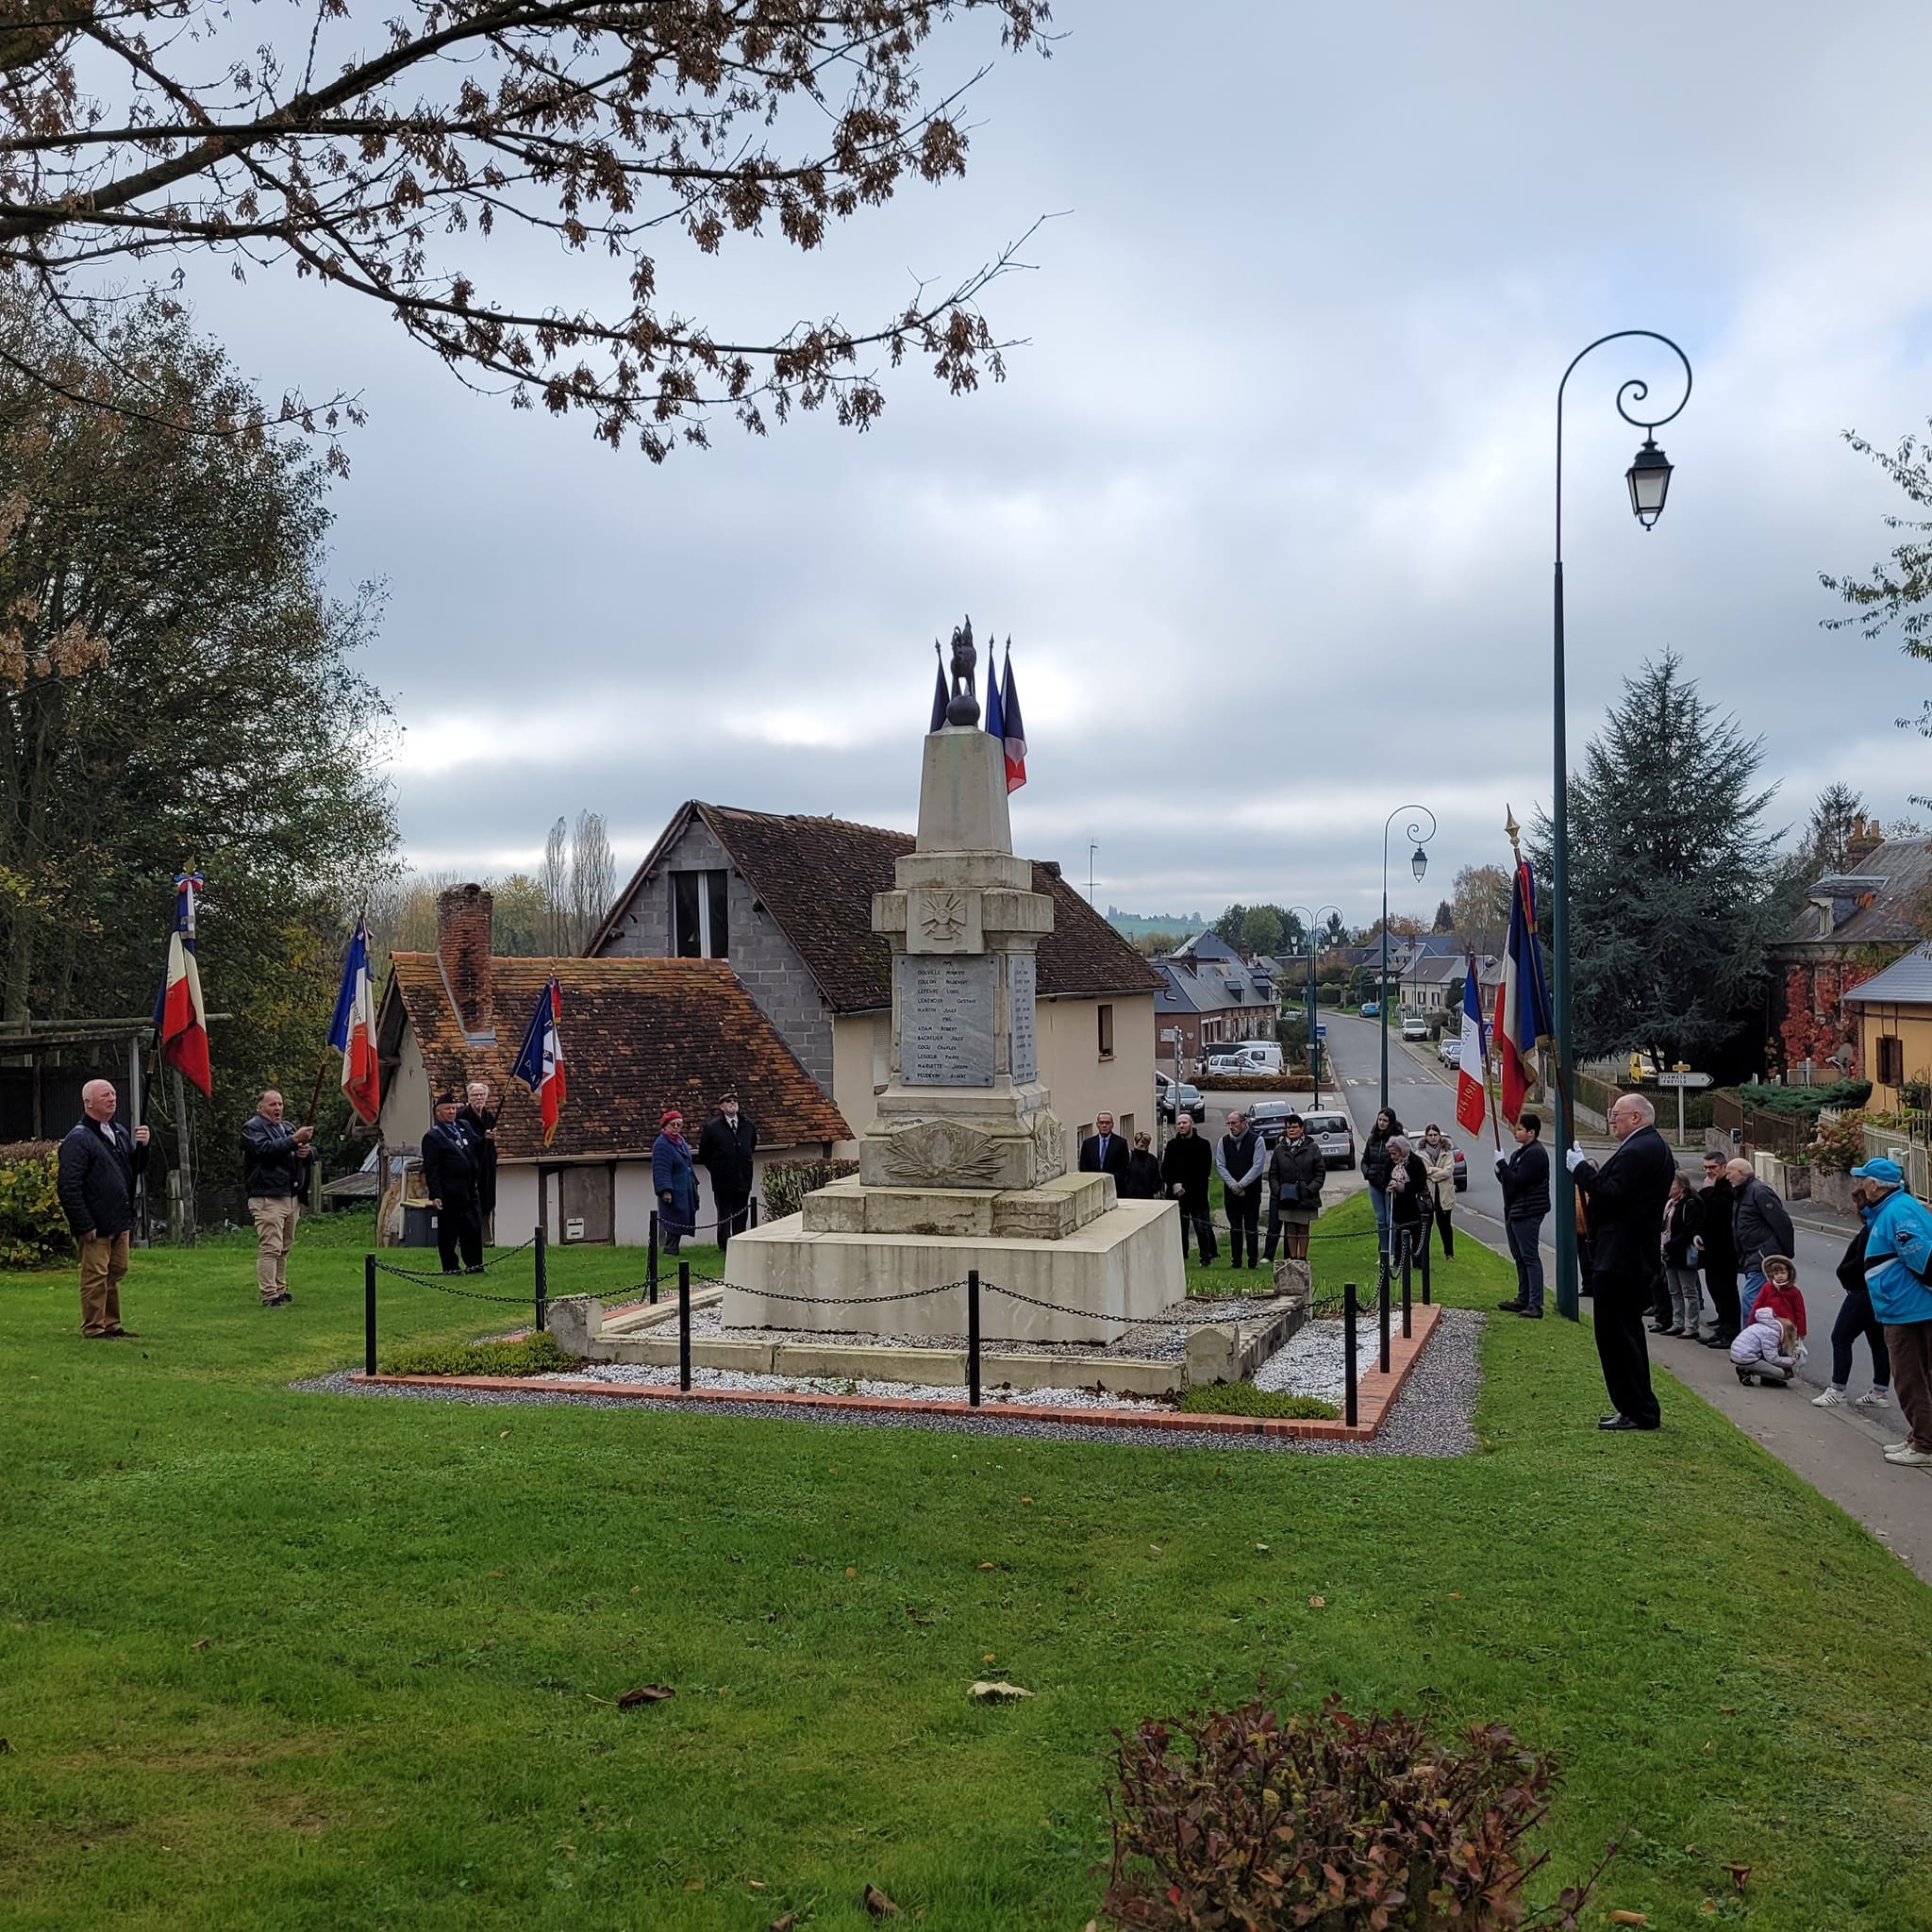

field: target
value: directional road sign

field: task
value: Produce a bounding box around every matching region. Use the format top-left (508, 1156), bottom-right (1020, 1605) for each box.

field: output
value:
top-left (1657, 1071), bottom-right (1712, 1089)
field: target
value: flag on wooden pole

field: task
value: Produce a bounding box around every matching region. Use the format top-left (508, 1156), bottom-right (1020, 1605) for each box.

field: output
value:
top-left (328, 920), bottom-right (381, 1124)
top-left (155, 872), bottom-right (211, 1097)
top-left (510, 975), bottom-right (567, 1144)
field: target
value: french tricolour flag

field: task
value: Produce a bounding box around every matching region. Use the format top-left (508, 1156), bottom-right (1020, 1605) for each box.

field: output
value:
top-left (511, 975), bottom-right (567, 1145)
top-left (1455, 952), bottom-right (1489, 1135)
top-left (998, 643), bottom-right (1027, 792)
top-left (1491, 858), bottom-right (1555, 1125)
top-left (328, 920), bottom-right (381, 1124)
top-left (156, 872), bottom-right (211, 1097)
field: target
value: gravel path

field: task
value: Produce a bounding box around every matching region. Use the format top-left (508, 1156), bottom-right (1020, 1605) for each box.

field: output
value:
top-left (293, 1309), bottom-right (1484, 1457)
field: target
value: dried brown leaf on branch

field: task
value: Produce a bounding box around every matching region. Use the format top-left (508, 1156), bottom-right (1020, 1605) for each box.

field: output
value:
top-left (863, 1882), bottom-right (903, 1917)
top-left (616, 1684), bottom-right (675, 1708)
top-left (0, 1), bottom-right (1054, 456)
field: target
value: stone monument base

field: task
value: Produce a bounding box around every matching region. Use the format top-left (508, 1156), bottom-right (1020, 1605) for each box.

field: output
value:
top-left (723, 1195), bottom-right (1185, 1344)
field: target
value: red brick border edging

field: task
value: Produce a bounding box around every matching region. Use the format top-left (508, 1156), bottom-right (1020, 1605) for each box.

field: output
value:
top-left (349, 1304), bottom-right (1442, 1441)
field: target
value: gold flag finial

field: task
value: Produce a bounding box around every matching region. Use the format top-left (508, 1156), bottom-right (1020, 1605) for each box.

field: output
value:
top-left (1505, 806), bottom-right (1523, 863)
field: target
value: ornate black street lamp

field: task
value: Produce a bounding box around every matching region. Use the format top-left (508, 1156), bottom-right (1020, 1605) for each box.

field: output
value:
top-left (1378, 806), bottom-right (1436, 1113)
top-left (1287, 905), bottom-right (1342, 1108)
top-left (1551, 331), bottom-right (1692, 1321)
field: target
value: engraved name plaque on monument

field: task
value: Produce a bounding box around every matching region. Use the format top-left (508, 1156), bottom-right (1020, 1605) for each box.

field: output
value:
top-left (897, 955), bottom-right (996, 1086)
top-left (1008, 953), bottom-right (1038, 1083)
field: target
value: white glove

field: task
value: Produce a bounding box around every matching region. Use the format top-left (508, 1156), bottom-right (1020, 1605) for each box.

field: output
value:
top-left (1493, 1150), bottom-right (1508, 1170)
top-left (1564, 1146), bottom-right (1588, 1173)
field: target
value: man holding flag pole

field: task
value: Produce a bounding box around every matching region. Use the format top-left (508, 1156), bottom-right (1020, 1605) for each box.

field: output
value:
top-left (1491, 815), bottom-right (1557, 1320)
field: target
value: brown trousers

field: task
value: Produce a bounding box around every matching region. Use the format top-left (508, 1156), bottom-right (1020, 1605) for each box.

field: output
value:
top-left (249, 1195), bottom-right (300, 1300)
top-left (1885, 1321), bottom-right (1932, 1453)
top-left (78, 1232), bottom-right (130, 1336)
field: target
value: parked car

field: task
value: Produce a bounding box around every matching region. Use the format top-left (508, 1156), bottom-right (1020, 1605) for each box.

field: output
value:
top-left (1359, 1000), bottom-right (1380, 1017)
top-left (1155, 1071), bottom-right (1207, 1124)
top-left (1625, 1050), bottom-right (1659, 1086)
top-left (1454, 1147), bottom-right (1467, 1192)
top-left (1248, 1100), bottom-right (1295, 1148)
top-left (1437, 1036), bottom-right (1462, 1067)
top-left (1402, 1017), bottom-right (1429, 1041)
top-left (1301, 1110), bottom-right (1356, 1170)
top-left (1205, 1041), bottom-right (1285, 1077)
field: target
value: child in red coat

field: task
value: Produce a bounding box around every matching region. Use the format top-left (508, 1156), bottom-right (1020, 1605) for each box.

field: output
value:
top-left (1756, 1255), bottom-right (1808, 1341)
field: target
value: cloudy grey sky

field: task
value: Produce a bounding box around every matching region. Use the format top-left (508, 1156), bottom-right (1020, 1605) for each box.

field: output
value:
top-left (193, 2), bottom-right (1932, 927)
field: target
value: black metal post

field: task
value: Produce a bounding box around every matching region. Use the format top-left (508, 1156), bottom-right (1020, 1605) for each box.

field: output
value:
top-left (534, 1223), bottom-right (548, 1333)
top-left (363, 1253), bottom-right (376, 1376)
top-left (1343, 1281), bottom-right (1358, 1428)
top-left (677, 1260), bottom-right (691, 1392)
top-left (1378, 1256), bottom-right (1391, 1374)
top-left (648, 1209), bottom-right (659, 1305)
top-left (1401, 1231), bottom-right (1412, 1340)
top-left (967, 1270), bottom-right (981, 1407)
top-left (748, 1198), bottom-right (759, 1228)
top-left (1421, 1224), bottom-right (1432, 1306)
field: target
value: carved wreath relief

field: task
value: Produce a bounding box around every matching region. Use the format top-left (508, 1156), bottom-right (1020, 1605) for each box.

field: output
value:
top-left (878, 1119), bottom-right (1007, 1188)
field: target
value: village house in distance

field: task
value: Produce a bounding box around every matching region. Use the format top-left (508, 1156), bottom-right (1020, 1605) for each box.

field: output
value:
top-left (589, 802), bottom-right (1163, 1153)
top-left (375, 885), bottom-right (848, 1244)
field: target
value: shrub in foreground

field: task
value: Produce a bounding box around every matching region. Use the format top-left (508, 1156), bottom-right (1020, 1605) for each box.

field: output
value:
top-left (0, 1141), bottom-right (72, 1268)
top-left (1176, 1383), bottom-right (1338, 1421)
top-left (761, 1158), bottom-right (860, 1222)
top-left (379, 1332), bottom-right (581, 1377)
top-left (1104, 1693), bottom-right (1604, 1930)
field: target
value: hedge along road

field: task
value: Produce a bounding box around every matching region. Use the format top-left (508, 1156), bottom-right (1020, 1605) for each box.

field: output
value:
top-left (1317, 1009), bottom-right (1932, 1581)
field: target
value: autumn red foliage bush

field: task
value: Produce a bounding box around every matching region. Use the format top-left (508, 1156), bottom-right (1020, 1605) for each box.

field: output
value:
top-left (1102, 1694), bottom-right (1606, 1930)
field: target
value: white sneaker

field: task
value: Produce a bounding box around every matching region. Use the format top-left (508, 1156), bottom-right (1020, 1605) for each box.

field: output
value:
top-left (1882, 1444), bottom-right (1932, 1467)
top-left (1811, 1388), bottom-right (1847, 1407)
top-left (1855, 1388), bottom-right (1891, 1408)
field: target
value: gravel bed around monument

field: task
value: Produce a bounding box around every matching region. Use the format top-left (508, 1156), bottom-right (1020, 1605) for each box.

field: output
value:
top-left (642, 1293), bottom-right (1291, 1364)
top-left (294, 1310), bottom-right (1484, 1457)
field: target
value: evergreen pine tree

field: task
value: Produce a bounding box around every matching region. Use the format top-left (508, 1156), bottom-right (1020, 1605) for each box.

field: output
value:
top-left (1532, 651), bottom-right (1798, 1067)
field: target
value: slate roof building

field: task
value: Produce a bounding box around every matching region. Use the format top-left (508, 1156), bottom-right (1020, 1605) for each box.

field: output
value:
top-left (375, 884), bottom-right (848, 1245)
top-left (1769, 823), bottom-right (1932, 1077)
top-left (590, 803), bottom-right (1166, 1148)
top-left (1148, 931), bottom-right (1276, 1071)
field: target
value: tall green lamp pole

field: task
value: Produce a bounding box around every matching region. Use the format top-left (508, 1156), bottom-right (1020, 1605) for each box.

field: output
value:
top-left (1287, 905), bottom-right (1341, 1107)
top-left (1378, 807), bottom-right (1436, 1115)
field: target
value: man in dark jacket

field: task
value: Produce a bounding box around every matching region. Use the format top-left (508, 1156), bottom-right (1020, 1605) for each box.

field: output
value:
top-left (1159, 1113), bottom-right (1217, 1263)
top-left (56, 1079), bottom-right (151, 1338)
top-left (422, 1090), bottom-right (486, 1274)
top-left (1696, 1151), bottom-right (1740, 1347)
top-left (1493, 1111), bottom-right (1551, 1317)
top-left (1215, 1109), bottom-right (1267, 1269)
top-left (1726, 1157), bottom-right (1796, 1327)
top-left (1078, 1112), bottom-right (1131, 1189)
top-left (696, 1091), bottom-right (758, 1254)
top-left (457, 1081), bottom-right (499, 1237)
top-left (1570, 1093), bottom-right (1678, 1430)
top-left (239, 1089), bottom-right (313, 1307)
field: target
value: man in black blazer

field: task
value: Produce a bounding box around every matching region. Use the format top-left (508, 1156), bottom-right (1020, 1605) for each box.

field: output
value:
top-left (422, 1090), bottom-right (486, 1274)
top-left (1078, 1111), bottom-right (1131, 1190)
top-left (1569, 1091), bottom-right (1678, 1431)
top-left (56, 1079), bottom-right (151, 1338)
top-left (696, 1091), bottom-right (758, 1255)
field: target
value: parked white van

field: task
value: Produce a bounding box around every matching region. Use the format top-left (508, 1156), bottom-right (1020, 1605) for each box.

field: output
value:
top-left (1205, 1041), bottom-right (1284, 1076)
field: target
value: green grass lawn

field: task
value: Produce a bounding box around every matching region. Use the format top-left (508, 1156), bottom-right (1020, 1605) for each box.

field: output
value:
top-left (3, 1202), bottom-right (1930, 1930)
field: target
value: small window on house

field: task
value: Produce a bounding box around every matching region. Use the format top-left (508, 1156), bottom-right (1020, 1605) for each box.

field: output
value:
top-left (1098, 1002), bottom-right (1115, 1060)
top-left (1119, 1111), bottom-right (1136, 1141)
top-left (672, 869), bottom-right (729, 958)
top-left (1877, 1035), bottom-right (1906, 1087)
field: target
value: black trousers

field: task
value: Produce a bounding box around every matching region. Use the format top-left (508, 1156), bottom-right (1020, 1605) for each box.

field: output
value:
top-left (1704, 1263), bottom-right (1740, 1341)
top-left (1224, 1190), bottom-right (1260, 1266)
top-left (1419, 1203), bottom-right (1453, 1258)
top-left (1647, 1251), bottom-right (1673, 1327)
top-left (438, 1202), bottom-right (483, 1274)
top-left (1593, 1265), bottom-right (1661, 1426)
top-left (1178, 1205), bottom-right (1218, 1264)
top-left (715, 1188), bottom-right (751, 1254)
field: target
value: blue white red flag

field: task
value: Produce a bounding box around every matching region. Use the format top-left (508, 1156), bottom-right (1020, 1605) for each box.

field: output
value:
top-left (154, 871), bottom-right (211, 1097)
top-left (1491, 860), bottom-right (1555, 1125)
top-left (327, 920), bottom-right (381, 1124)
top-left (983, 644), bottom-right (1006, 742)
top-left (511, 975), bottom-right (567, 1145)
top-left (998, 643), bottom-right (1027, 793)
top-left (1455, 952), bottom-right (1489, 1135)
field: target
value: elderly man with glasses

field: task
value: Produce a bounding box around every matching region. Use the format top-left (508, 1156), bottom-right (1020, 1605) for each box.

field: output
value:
top-left (1566, 1091), bottom-right (1677, 1432)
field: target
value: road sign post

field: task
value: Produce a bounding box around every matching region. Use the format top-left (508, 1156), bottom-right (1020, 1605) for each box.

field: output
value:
top-left (1658, 1066), bottom-right (1712, 1146)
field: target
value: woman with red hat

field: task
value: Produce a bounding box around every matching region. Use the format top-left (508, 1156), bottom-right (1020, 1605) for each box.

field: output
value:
top-left (652, 1108), bottom-right (697, 1253)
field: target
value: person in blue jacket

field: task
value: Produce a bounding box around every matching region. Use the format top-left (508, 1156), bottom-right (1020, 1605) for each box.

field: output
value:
top-left (653, 1108), bottom-right (698, 1254)
top-left (1853, 1158), bottom-right (1932, 1469)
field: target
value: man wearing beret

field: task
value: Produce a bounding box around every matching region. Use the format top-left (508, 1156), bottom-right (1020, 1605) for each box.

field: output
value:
top-left (422, 1089), bottom-right (486, 1274)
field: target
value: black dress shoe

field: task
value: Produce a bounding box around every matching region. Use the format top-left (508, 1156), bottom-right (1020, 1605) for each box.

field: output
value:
top-left (1598, 1413), bottom-right (1641, 1430)
top-left (1497, 1299), bottom-right (1525, 1313)
top-left (1518, 1307), bottom-right (1543, 1319)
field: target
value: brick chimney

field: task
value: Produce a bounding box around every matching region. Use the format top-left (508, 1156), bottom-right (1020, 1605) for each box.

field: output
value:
top-left (436, 883), bottom-right (495, 1040)
top-left (1845, 813), bottom-right (1884, 869)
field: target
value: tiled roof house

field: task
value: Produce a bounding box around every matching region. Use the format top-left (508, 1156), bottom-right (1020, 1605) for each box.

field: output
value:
top-left (590, 802), bottom-right (1166, 1147)
top-left (375, 884), bottom-right (848, 1245)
